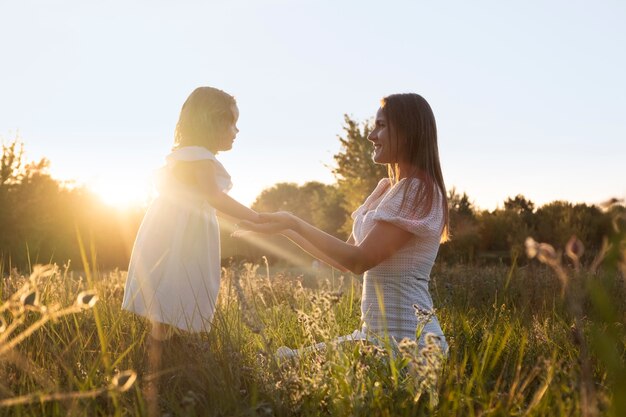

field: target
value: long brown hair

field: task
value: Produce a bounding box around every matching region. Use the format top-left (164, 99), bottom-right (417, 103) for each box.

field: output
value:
top-left (381, 93), bottom-right (449, 241)
top-left (174, 87), bottom-right (236, 151)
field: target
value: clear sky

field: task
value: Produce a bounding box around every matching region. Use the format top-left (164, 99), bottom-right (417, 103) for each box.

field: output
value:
top-left (1, 0), bottom-right (625, 210)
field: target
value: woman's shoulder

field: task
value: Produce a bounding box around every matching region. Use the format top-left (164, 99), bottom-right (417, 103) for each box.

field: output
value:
top-left (393, 176), bottom-right (442, 198)
top-left (395, 176), bottom-right (423, 188)
top-left (371, 176), bottom-right (445, 235)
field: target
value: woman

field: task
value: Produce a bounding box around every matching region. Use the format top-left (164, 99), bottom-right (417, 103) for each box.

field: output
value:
top-left (241, 93), bottom-right (449, 352)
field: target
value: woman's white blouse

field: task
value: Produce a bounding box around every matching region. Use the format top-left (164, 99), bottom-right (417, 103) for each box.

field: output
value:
top-left (351, 177), bottom-right (447, 349)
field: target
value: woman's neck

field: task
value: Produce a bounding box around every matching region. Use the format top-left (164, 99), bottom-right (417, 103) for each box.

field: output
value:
top-left (395, 162), bottom-right (419, 180)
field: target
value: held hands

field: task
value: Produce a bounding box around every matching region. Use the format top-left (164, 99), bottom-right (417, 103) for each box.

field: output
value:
top-left (234, 211), bottom-right (298, 236)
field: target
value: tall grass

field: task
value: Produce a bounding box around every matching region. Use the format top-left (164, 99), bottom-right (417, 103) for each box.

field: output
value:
top-left (0, 252), bottom-right (624, 415)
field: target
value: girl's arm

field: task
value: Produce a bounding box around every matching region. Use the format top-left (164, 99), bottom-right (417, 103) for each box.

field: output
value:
top-left (240, 213), bottom-right (413, 274)
top-left (231, 228), bottom-right (352, 272)
top-left (193, 160), bottom-right (260, 223)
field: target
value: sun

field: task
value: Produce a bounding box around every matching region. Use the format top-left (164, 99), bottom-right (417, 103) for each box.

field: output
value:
top-left (88, 175), bottom-right (152, 208)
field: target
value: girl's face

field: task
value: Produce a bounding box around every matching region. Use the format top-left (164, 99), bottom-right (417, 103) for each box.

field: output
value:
top-left (215, 104), bottom-right (240, 152)
top-left (368, 107), bottom-right (403, 164)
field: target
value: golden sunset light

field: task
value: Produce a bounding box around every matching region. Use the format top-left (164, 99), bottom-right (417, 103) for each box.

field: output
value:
top-left (87, 176), bottom-right (153, 208)
top-left (1, 1), bottom-right (625, 415)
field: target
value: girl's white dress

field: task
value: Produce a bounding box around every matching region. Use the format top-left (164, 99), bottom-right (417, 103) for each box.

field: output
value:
top-left (122, 146), bottom-right (231, 332)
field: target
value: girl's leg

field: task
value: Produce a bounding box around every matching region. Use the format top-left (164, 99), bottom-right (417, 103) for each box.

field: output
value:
top-left (145, 321), bottom-right (165, 417)
top-left (150, 320), bottom-right (177, 341)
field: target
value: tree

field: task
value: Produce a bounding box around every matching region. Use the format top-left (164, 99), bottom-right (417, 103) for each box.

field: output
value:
top-left (0, 139), bottom-right (24, 186)
top-left (504, 194), bottom-right (535, 216)
top-left (0, 139), bottom-right (56, 263)
top-left (478, 208), bottom-right (527, 257)
top-left (0, 138), bottom-right (145, 270)
top-left (252, 181), bottom-right (347, 238)
top-left (504, 194), bottom-right (535, 231)
top-left (440, 188), bottom-right (480, 262)
top-left (534, 201), bottom-right (611, 254)
top-left (223, 181), bottom-right (348, 263)
top-left (448, 187), bottom-right (475, 218)
top-left (332, 115), bottom-right (387, 235)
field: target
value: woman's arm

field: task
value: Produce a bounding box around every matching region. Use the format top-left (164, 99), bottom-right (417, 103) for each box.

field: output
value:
top-left (192, 160), bottom-right (260, 223)
top-left (280, 230), bottom-right (350, 272)
top-left (240, 213), bottom-right (413, 274)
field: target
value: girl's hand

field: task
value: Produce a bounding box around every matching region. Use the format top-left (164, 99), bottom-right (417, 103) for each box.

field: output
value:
top-left (238, 212), bottom-right (297, 235)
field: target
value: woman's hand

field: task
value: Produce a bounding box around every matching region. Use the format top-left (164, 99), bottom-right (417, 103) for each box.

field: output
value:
top-left (237, 212), bottom-right (298, 235)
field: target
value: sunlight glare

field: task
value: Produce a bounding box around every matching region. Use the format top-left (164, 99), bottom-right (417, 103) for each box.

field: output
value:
top-left (88, 175), bottom-right (153, 208)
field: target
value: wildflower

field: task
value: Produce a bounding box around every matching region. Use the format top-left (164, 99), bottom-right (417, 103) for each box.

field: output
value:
top-left (76, 290), bottom-right (98, 309)
top-left (413, 305), bottom-right (435, 324)
top-left (359, 343), bottom-right (385, 357)
top-left (397, 333), bottom-right (444, 407)
top-left (327, 291), bottom-right (343, 304)
top-left (110, 370), bottom-right (137, 392)
top-left (397, 337), bottom-right (418, 355)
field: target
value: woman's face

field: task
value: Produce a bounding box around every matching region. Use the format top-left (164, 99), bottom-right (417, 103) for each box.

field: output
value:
top-left (368, 107), bottom-right (401, 164)
top-left (215, 104), bottom-right (240, 152)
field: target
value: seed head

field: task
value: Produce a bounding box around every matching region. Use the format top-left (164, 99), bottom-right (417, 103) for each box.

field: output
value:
top-left (565, 235), bottom-right (584, 263)
top-left (76, 290), bottom-right (99, 309)
top-left (527, 237), bottom-right (560, 264)
top-left (20, 289), bottom-right (39, 307)
top-left (525, 237), bottom-right (539, 258)
top-left (600, 197), bottom-right (623, 209)
top-left (111, 370), bottom-right (137, 392)
top-left (537, 243), bottom-right (559, 264)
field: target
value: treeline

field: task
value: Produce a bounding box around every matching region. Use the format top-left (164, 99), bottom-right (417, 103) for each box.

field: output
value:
top-left (231, 116), bottom-right (625, 265)
top-left (237, 183), bottom-right (624, 265)
top-left (1, 116), bottom-right (624, 271)
top-left (441, 192), bottom-right (623, 263)
top-left (0, 140), bottom-right (143, 271)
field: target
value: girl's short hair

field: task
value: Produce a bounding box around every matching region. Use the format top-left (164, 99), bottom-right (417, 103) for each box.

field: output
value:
top-left (174, 87), bottom-right (236, 150)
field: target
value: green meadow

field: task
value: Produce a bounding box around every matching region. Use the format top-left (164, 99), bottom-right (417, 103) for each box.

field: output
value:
top-left (1, 249), bottom-right (624, 416)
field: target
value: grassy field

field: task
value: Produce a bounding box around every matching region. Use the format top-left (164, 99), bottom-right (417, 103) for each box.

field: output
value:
top-left (0, 254), bottom-right (625, 416)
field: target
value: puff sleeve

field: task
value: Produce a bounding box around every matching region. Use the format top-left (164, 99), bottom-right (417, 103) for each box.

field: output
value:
top-left (371, 178), bottom-right (444, 236)
top-left (164, 146), bottom-right (233, 193)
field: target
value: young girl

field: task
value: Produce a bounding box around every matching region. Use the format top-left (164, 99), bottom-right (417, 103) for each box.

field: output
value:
top-left (122, 86), bottom-right (261, 339)
top-left (241, 93), bottom-right (450, 355)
